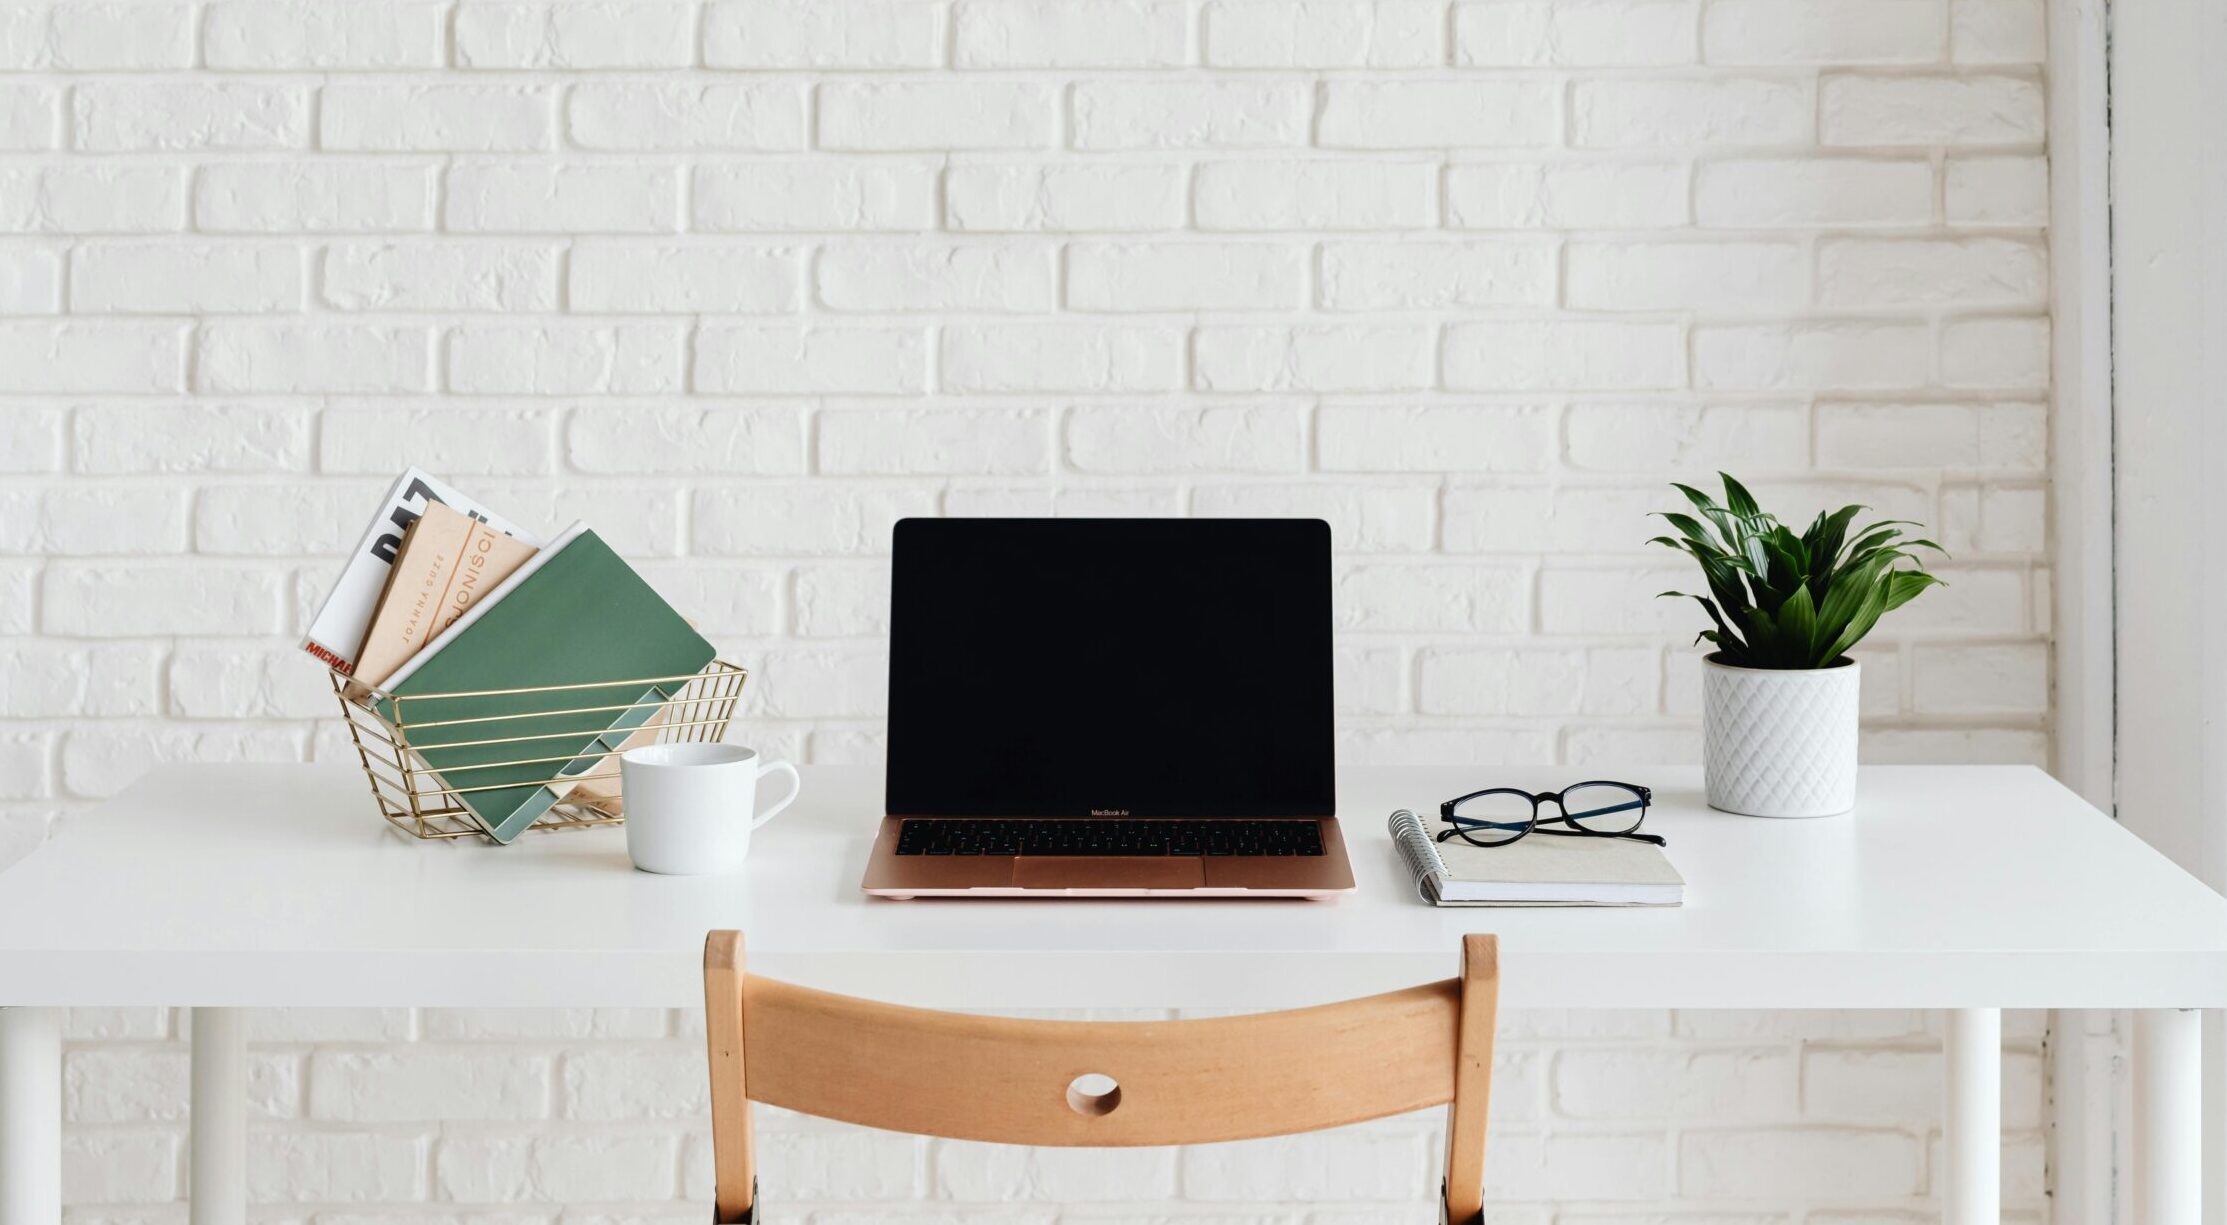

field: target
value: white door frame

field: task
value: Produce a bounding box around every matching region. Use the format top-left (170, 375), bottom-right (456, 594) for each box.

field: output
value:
top-left (2042, 0), bottom-right (2120, 1219)
top-left (2108, 0), bottom-right (2227, 1222)
top-left (2053, 1), bottom-right (2227, 1222)
top-left (2110, 2), bottom-right (2227, 891)
top-left (2046, 0), bottom-right (2112, 816)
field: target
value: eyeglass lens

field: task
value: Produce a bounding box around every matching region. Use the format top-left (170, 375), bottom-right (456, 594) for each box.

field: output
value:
top-left (1447, 790), bottom-right (1535, 846)
top-left (1558, 782), bottom-right (1648, 834)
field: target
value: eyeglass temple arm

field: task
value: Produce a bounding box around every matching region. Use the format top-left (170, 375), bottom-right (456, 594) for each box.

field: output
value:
top-left (1542, 799), bottom-right (1647, 821)
top-left (1442, 814), bottom-right (1532, 832)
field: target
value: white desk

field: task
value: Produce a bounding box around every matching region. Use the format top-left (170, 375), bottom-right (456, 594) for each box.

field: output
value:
top-left (1, 763), bottom-right (2222, 1224)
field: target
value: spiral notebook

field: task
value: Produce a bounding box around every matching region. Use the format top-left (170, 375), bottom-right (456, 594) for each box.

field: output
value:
top-left (1387, 809), bottom-right (1685, 907)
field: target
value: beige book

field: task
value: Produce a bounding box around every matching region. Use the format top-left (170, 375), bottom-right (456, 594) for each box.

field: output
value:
top-left (351, 502), bottom-right (538, 695)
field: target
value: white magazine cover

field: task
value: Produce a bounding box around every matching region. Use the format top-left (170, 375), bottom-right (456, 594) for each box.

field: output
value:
top-left (301, 468), bottom-right (542, 674)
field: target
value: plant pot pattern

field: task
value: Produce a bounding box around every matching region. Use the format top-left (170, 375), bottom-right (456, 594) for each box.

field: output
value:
top-left (1702, 655), bottom-right (1860, 818)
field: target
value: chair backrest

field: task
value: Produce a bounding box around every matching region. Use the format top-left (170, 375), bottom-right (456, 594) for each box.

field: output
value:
top-left (703, 931), bottom-right (1499, 1224)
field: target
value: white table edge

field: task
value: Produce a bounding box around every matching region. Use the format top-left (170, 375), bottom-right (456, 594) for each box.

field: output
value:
top-left (2, 948), bottom-right (2225, 1011)
top-left (1, 761), bottom-right (2220, 1225)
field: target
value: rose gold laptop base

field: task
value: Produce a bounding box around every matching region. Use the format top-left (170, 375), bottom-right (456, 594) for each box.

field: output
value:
top-left (860, 817), bottom-right (1357, 899)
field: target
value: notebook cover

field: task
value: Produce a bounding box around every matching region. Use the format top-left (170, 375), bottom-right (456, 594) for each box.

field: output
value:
top-left (376, 528), bottom-right (714, 843)
top-left (1432, 833), bottom-right (1684, 905)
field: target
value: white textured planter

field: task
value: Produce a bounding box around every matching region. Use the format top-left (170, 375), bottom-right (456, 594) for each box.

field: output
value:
top-left (1702, 654), bottom-right (1859, 818)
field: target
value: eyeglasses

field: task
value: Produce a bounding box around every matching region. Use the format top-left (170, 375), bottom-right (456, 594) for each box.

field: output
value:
top-left (1437, 781), bottom-right (1663, 849)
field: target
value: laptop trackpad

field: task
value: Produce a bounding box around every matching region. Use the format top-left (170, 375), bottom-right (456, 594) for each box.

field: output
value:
top-left (1012, 857), bottom-right (1207, 890)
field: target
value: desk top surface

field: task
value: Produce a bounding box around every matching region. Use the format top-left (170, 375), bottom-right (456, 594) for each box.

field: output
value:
top-left (1, 763), bottom-right (2222, 1010)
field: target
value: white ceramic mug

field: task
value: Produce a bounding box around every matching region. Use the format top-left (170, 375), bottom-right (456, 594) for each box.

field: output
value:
top-left (620, 744), bottom-right (800, 875)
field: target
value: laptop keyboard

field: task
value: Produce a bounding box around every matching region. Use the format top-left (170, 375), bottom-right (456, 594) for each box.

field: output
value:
top-left (894, 819), bottom-right (1325, 857)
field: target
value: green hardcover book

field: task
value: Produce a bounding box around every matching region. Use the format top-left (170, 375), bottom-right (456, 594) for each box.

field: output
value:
top-left (376, 523), bottom-right (715, 843)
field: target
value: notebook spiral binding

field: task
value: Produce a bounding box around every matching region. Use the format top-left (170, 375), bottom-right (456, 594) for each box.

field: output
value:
top-left (1387, 809), bottom-right (1448, 903)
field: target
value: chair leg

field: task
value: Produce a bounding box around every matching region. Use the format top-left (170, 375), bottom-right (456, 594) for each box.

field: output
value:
top-left (719, 1177), bottom-right (756, 1224)
top-left (1437, 1178), bottom-right (1468, 1225)
top-left (704, 932), bottom-right (756, 1223)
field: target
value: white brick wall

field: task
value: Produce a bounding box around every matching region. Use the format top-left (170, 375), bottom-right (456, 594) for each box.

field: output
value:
top-left (50, 1007), bottom-right (2052, 1222)
top-left (3, 0), bottom-right (2053, 1217)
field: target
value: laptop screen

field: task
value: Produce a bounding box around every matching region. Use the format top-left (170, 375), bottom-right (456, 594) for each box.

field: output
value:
top-left (886, 518), bottom-right (1335, 818)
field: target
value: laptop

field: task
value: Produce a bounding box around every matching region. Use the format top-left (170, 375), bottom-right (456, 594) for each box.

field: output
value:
top-left (861, 517), bottom-right (1357, 899)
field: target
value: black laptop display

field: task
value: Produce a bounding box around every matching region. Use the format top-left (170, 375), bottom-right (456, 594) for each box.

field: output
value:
top-left (885, 518), bottom-right (1335, 819)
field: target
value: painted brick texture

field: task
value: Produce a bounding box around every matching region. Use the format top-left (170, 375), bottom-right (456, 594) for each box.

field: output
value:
top-left (3, 0), bottom-right (2053, 1217)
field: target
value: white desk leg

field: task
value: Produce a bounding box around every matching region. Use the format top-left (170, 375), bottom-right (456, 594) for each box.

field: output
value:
top-left (2135, 1008), bottom-right (2200, 1225)
top-left (0, 1008), bottom-right (62, 1225)
top-left (1945, 1007), bottom-right (2001, 1225)
top-left (190, 1008), bottom-right (247, 1225)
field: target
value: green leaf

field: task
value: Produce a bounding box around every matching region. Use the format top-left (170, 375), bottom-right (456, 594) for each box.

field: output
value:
top-left (1665, 536), bottom-right (1743, 600)
top-left (1664, 591), bottom-right (1744, 656)
top-left (1706, 574), bottom-right (1754, 626)
top-left (1679, 481), bottom-right (1755, 552)
top-left (1683, 532), bottom-right (1755, 615)
top-left (1815, 549), bottom-right (1893, 633)
top-left (1819, 578), bottom-right (1894, 663)
top-left (1735, 600), bottom-right (1781, 663)
top-left (1776, 584), bottom-right (1819, 664)
top-left (1765, 523), bottom-right (1808, 580)
top-left (1840, 546), bottom-right (1915, 577)
top-left (1837, 521), bottom-right (1924, 565)
top-left (1739, 530), bottom-right (1772, 581)
top-left (1670, 483), bottom-right (1723, 523)
top-left (1654, 512), bottom-right (1719, 551)
top-left (1698, 505), bottom-right (1745, 553)
top-left (1883, 570), bottom-right (1943, 611)
top-left (1674, 485), bottom-right (1737, 547)
top-left (1652, 476), bottom-right (1941, 669)
top-left (1661, 537), bottom-right (1753, 625)
top-left (1837, 533), bottom-right (1897, 562)
top-left (1720, 472), bottom-right (1761, 519)
top-left (1803, 504), bottom-right (1866, 569)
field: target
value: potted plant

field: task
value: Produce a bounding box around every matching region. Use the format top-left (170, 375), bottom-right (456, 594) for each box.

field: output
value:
top-left (1650, 474), bottom-right (1943, 817)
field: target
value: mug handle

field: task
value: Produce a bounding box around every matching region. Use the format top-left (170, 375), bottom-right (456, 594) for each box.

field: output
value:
top-left (751, 761), bottom-right (801, 831)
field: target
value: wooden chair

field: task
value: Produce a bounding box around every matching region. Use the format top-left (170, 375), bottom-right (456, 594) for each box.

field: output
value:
top-left (702, 931), bottom-right (1499, 1223)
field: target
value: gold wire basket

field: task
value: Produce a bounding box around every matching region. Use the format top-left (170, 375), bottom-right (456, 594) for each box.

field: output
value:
top-left (331, 661), bottom-right (751, 842)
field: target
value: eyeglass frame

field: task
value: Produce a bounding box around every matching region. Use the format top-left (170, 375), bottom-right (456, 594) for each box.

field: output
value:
top-left (1436, 781), bottom-right (1665, 849)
